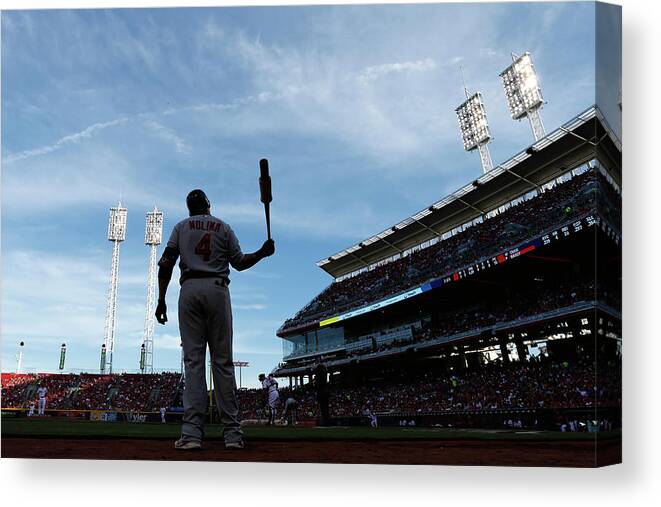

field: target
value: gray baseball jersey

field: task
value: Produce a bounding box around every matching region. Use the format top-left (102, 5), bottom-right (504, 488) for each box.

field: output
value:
top-left (166, 214), bottom-right (243, 285)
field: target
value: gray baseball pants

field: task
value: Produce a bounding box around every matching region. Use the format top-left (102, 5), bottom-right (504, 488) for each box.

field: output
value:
top-left (178, 278), bottom-right (242, 444)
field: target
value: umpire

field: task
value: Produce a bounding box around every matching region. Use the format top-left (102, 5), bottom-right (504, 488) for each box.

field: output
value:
top-left (155, 189), bottom-right (275, 450)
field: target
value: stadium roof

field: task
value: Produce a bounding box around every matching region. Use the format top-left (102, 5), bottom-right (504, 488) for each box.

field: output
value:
top-left (317, 105), bottom-right (621, 279)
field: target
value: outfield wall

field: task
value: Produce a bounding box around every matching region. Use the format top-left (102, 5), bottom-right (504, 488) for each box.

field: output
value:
top-left (1, 408), bottom-right (184, 423)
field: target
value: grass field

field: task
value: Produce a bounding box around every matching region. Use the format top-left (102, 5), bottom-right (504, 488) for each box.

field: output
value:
top-left (1, 417), bottom-right (619, 442)
top-left (1, 418), bottom-right (621, 466)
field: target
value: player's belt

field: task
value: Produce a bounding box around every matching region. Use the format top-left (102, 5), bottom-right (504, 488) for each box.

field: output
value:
top-left (180, 271), bottom-right (230, 286)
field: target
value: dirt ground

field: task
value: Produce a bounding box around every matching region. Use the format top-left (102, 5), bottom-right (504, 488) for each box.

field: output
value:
top-left (1, 437), bottom-right (621, 467)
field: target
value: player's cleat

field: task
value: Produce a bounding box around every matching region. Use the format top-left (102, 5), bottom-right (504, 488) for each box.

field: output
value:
top-left (225, 440), bottom-right (244, 450)
top-left (174, 438), bottom-right (201, 450)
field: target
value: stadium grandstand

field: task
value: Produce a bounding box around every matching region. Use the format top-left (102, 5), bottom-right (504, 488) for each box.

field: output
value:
top-left (272, 105), bottom-right (621, 429)
top-left (1, 372), bottom-right (182, 415)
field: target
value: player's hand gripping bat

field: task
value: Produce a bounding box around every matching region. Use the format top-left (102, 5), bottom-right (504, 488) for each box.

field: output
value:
top-left (259, 158), bottom-right (272, 240)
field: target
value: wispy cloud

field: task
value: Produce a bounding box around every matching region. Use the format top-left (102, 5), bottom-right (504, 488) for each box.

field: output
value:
top-left (479, 48), bottom-right (498, 58)
top-left (234, 303), bottom-right (267, 311)
top-left (143, 120), bottom-right (190, 154)
top-left (153, 333), bottom-right (182, 351)
top-left (4, 117), bottom-right (130, 163)
top-left (357, 58), bottom-right (437, 85)
top-left (162, 91), bottom-right (280, 116)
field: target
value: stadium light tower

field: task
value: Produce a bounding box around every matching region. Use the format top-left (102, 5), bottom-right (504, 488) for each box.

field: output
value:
top-left (16, 341), bottom-right (25, 373)
top-left (101, 202), bottom-right (127, 374)
top-left (456, 88), bottom-right (494, 174)
top-left (142, 207), bottom-right (163, 374)
top-left (500, 52), bottom-right (546, 141)
top-left (233, 361), bottom-right (249, 389)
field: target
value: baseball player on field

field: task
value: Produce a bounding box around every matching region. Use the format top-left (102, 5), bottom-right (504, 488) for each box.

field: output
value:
top-left (281, 395), bottom-right (298, 426)
top-left (155, 189), bottom-right (275, 450)
top-left (27, 401), bottom-right (36, 417)
top-left (365, 408), bottom-right (378, 428)
top-left (258, 373), bottom-right (280, 425)
top-left (37, 385), bottom-right (48, 416)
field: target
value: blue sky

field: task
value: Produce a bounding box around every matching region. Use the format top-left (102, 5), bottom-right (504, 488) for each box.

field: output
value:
top-left (1, 2), bottom-right (613, 387)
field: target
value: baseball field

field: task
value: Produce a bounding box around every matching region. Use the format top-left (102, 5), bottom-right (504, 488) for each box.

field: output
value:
top-left (1, 418), bottom-right (621, 467)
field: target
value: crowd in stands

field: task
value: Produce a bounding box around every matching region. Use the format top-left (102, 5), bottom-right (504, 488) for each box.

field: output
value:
top-left (281, 169), bottom-right (621, 332)
top-left (1, 374), bottom-right (36, 408)
top-left (420, 279), bottom-right (619, 344)
top-left (236, 357), bottom-right (621, 422)
top-left (3, 360), bottom-right (621, 430)
top-left (284, 276), bottom-right (618, 361)
top-left (1, 372), bottom-right (181, 412)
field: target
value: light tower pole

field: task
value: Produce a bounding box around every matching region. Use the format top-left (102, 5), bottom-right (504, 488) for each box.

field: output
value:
top-left (102, 202), bottom-right (127, 374)
top-left (500, 52), bottom-right (547, 141)
top-left (233, 361), bottom-right (249, 389)
top-left (16, 341), bottom-right (25, 373)
top-left (142, 207), bottom-right (163, 374)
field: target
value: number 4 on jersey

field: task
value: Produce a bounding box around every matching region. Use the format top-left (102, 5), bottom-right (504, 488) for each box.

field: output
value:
top-left (195, 233), bottom-right (211, 261)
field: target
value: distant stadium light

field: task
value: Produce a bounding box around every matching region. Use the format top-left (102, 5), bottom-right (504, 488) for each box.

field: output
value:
top-left (100, 344), bottom-right (107, 374)
top-left (142, 207), bottom-right (163, 374)
top-left (102, 202), bottom-right (127, 375)
top-left (455, 91), bottom-right (494, 174)
top-left (16, 341), bottom-right (24, 373)
top-left (139, 343), bottom-right (146, 373)
top-left (233, 361), bottom-right (249, 389)
top-left (500, 52), bottom-right (546, 141)
top-left (59, 343), bottom-right (66, 371)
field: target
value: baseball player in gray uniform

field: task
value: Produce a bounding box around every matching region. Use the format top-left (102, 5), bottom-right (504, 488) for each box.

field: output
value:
top-left (155, 189), bottom-right (275, 450)
top-left (258, 373), bottom-right (280, 425)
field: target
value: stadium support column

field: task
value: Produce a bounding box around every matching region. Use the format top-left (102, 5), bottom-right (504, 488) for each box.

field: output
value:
top-left (439, 353), bottom-right (450, 375)
top-left (458, 348), bottom-right (467, 371)
top-left (499, 340), bottom-right (510, 364)
top-left (515, 339), bottom-right (527, 362)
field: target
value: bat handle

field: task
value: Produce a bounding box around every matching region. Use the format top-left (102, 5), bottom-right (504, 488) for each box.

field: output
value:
top-left (264, 203), bottom-right (271, 240)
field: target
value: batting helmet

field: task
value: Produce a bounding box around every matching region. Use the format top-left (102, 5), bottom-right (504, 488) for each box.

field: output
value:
top-left (186, 189), bottom-right (211, 216)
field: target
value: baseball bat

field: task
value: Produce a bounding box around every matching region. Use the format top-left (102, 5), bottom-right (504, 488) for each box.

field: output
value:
top-left (259, 158), bottom-right (272, 240)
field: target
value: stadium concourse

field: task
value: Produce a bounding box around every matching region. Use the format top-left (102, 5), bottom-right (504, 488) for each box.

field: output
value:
top-left (272, 106), bottom-right (621, 433)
